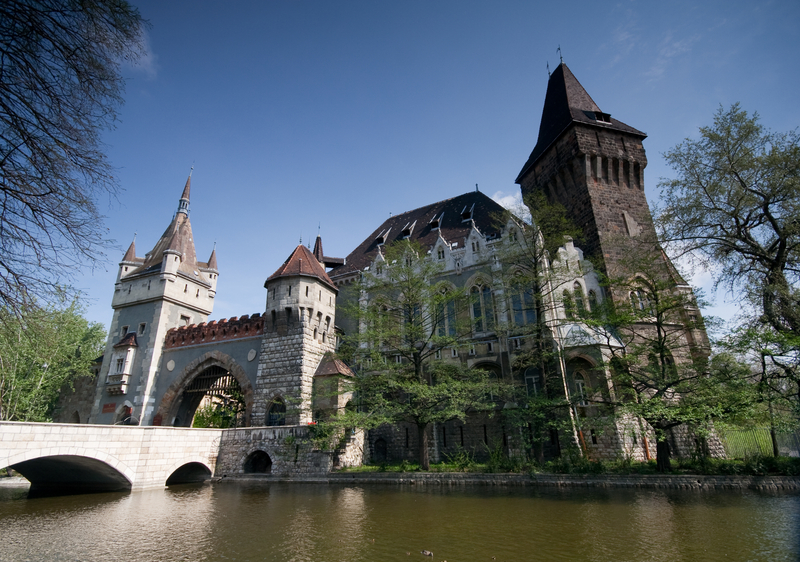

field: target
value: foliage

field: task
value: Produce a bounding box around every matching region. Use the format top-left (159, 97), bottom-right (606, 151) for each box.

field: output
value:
top-left (657, 104), bottom-right (800, 418)
top-left (585, 233), bottom-right (757, 472)
top-left (330, 240), bottom-right (500, 469)
top-left (191, 399), bottom-right (244, 429)
top-left (492, 191), bottom-right (586, 460)
top-left (0, 0), bottom-right (146, 312)
top-left (0, 296), bottom-right (105, 421)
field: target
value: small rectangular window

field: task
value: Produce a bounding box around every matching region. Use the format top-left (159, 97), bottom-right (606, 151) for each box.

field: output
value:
top-left (451, 348), bottom-right (458, 358)
top-left (138, 323), bottom-right (146, 335)
top-left (180, 315), bottom-right (190, 326)
top-left (469, 345), bottom-right (476, 356)
top-left (120, 325), bottom-right (129, 336)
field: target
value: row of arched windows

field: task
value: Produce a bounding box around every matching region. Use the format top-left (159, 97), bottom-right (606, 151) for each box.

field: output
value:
top-left (563, 282), bottom-right (598, 319)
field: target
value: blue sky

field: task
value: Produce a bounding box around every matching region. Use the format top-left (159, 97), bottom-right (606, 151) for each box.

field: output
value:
top-left (77, 0), bottom-right (800, 329)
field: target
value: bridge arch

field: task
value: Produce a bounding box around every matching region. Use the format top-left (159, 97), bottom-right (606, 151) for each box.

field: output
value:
top-left (156, 351), bottom-right (254, 427)
top-left (165, 461), bottom-right (213, 485)
top-left (5, 449), bottom-right (134, 494)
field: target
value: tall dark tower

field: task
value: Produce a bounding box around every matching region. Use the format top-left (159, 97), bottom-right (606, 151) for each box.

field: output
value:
top-left (515, 63), bottom-right (655, 280)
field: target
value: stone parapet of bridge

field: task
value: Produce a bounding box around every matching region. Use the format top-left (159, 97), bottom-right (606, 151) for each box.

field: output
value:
top-left (0, 421), bottom-right (223, 492)
top-left (0, 421), bottom-right (360, 495)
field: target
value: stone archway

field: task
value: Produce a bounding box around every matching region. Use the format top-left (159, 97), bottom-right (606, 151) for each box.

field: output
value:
top-left (155, 351), bottom-right (254, 427)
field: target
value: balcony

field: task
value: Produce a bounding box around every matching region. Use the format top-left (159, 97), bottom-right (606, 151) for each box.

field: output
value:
top-left (106, 373), bottom-right (130, 395)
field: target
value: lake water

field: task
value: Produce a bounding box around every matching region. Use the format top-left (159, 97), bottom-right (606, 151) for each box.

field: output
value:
top-left (0, 480), bottom-right (797, 561)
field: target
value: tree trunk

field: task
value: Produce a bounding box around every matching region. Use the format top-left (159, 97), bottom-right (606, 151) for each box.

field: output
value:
top-left (418, 423), bottom-right (429, 470)
top-left (656, 439), bottom-right (671, 472)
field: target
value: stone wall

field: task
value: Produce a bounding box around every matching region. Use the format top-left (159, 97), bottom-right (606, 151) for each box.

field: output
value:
top-left (52, 373), bottom-right (100, 424)
top-left (215, 425), bottom-right (333, 476)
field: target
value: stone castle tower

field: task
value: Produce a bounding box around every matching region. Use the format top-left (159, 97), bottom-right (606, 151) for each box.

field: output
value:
top-left (255, 242), bottom-right (339, 425)
top-left (515, 63), bottom-right (655, 280)
top-left (88, 176), bottom-right (218, 425)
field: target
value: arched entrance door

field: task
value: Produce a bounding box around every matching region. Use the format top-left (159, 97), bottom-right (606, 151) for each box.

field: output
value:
top-left (172, 365), bottom-right (246, 428)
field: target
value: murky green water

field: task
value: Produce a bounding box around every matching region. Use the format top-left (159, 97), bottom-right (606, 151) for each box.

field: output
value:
top-left (0, 481), bottom-right (797, 562)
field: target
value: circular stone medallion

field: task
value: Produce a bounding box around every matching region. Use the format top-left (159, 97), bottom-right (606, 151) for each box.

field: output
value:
top-left (247, 349), bottom-right (257, 362)
top-left (167, 359), bottom-right (175, 372)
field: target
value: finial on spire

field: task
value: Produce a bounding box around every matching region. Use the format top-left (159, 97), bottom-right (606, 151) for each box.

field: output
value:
top-left (547, 61), bottom-right (550, 77)
top-left (557, 45), bottom-right (563, 64)
top-left (475, 183), bottom-right (479, 192)
top-left (189, 163), bottom-right (194, 177)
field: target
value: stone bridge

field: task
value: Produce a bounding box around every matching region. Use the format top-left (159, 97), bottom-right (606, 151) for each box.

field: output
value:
top-left (0, 421), bottom-right (345, 494)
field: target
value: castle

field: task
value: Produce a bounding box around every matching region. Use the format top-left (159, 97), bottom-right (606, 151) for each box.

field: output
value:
top-left (62, 63), bottom-right (708, 465)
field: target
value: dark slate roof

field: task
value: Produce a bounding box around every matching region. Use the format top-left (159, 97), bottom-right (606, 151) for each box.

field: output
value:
top-left (516, 63), bottom-right (646, 183)
top-left (313, 235), bottom-right (344, 269)
top-left (329, 191), bottom-right (508, 279)
top-left (266, 244), bottom-right (338, 292)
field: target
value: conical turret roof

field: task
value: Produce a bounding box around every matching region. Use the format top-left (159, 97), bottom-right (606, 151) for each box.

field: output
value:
top-left (266, 244), bottom-right (337, 292)
top-left (516, 63), bottom-right (646, 182)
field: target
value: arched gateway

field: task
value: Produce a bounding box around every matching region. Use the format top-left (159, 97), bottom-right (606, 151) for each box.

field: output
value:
top-left (155, 351), bottom-right (254, 427)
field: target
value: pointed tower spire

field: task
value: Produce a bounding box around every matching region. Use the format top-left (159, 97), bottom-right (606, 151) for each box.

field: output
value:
top-left (177, 173), bottom-right (191, 217)
top-left (207, 245), bottom-right (218, 271)
top-left (312, 235), bottom-right (324, 264)
top-left (516, 63), bottom-right (644, 182)
top-left (121, 237), bottom-right (137, 263)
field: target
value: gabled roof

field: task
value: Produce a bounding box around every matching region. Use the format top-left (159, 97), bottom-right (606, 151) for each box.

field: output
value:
top-left (266, 244), bottom-right (338, 292)
top-left (516, 63), bottom-right (646, 182)
top-left (329, 191), bottom-right (508, 279)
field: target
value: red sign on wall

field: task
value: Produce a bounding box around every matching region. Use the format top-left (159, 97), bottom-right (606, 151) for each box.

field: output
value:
top-left (102, 403), bottom-right (116, 414)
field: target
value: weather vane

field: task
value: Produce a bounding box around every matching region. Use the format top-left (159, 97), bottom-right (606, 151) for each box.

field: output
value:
top-left (557, 45), bottom-right (563, 64)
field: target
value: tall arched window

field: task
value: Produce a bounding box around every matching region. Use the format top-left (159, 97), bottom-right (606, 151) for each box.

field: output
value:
top-left (563, 290), bottom-right (575, 319)
top-left (266, 398), bottom-right (286, 426)
top-left (574, 282), bottom-right (586, 316)
top-left (574, 373), bottom-right (588, 406)
top-left (436, 293), bottom-right (457, 337)
top-left (471, 284), bottom-right (495, 332)
top-left (588, 290), bottom-right (598, 311)
top-left (510, 282), bottom-right (536, 326)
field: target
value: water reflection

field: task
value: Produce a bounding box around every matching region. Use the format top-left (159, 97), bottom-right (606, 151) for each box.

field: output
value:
top-left (0, 482), bottom-right (797, 562)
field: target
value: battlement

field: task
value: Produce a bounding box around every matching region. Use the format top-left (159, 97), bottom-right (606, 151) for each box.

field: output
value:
top-left (165, 313), bottom-right (264, 349)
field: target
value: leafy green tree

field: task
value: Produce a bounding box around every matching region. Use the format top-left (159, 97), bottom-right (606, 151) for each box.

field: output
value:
top-left (493, 191), bottom-right (585, 460)
top-left (0, 0), bottom-right (146, 312)
top-left (334, 240), bottom-right (498, 470)
top-left (588, 236), bottom-right (755, 471)
top-left (0, 296), bottom-right (105, 421)
top-left (657, 104), bottom-right (800, 424)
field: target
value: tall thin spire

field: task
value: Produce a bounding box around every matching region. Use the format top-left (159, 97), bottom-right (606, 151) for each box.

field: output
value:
top-left (177, 174), bottom-right (191, 216)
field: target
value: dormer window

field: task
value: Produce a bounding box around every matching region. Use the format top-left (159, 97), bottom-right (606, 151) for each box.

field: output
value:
top-left (375, 228), bottom-right (391, 245)
top-left (401, 220), bottom-right (416, 239)
top-left (429, 212), bottom-right (444, 230)
top-left (461, 203), bottom-right (475, 222)
top-left (594, 111), bottom-right (611, 124)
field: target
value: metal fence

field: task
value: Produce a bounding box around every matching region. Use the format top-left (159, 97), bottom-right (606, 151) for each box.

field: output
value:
top-left (717, 427), bottom-right (800, 458)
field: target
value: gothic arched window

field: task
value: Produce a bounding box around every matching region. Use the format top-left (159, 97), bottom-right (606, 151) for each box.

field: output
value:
top-left (266, 398), bottom-right (286, 426)
top-left (573, 282), bottom-right (586, 316)
top-left (471, 284), bottom-right (495, 333)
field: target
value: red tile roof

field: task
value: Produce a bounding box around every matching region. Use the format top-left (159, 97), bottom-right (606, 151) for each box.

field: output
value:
top-left (266, 244), bottom-right (338, 292)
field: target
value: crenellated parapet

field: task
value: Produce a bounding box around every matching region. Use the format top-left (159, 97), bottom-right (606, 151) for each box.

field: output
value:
top-left (165, 313), bottom-right (264, 349)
